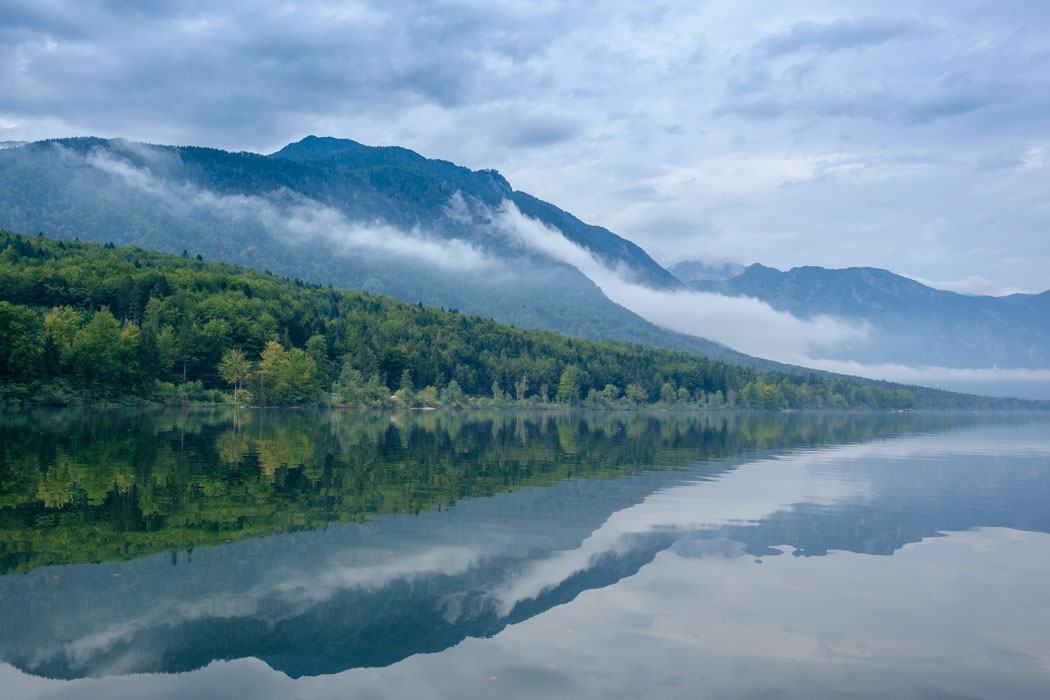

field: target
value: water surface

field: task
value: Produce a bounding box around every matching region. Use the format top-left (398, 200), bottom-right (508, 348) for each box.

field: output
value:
top-left (1, 409), bottom-right (1048, 698)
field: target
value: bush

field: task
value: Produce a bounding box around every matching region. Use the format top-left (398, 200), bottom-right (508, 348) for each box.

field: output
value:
top-left (31, 379), bottom-right (80, 405)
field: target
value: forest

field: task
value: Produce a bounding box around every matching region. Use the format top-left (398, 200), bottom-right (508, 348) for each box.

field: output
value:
top-left (0, 230), bottom-right (1037, 410)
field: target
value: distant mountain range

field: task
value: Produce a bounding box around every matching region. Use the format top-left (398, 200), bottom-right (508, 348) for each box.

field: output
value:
top-left (675, 262), bottom-right (1050, 369)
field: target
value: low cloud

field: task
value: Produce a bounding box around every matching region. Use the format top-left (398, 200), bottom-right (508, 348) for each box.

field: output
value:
top-left (496, 201), bottom-right (1050, 399)
top-left (494, 199), bottom-right (869, 363)
top-left (83, 146), bottom-right (496, 271)
top-left (800, 358), bottom-right (1050, 399)
top-left (55, 152), bottom-right (1050, 399)
top-left (902, 273), bottom-right (1034, 297)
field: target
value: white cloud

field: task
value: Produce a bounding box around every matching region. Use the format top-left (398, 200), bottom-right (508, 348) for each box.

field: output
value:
top-left (495, 199), bottom-right (869, 363)
top-left (83, 147), bottom-right (496, 272)
top-left (799, 358), bottom-right (1050, 398)
top-left (902, 273), bottom-right (1033, 296)
top-left (496, 200), bottom-right (1050, 398)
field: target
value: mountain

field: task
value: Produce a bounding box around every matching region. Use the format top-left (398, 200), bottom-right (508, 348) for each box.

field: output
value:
top-left (686, 262), bottom-right (1050, 369)
top-left (13, 231), bottom-right (998, 410)
top-left (270, 136), bottom-right (681, 288)
top-left (4, 135), bottom-right (1045, 385)
top-left (669, 260), bottom-right (746, 283)
top-left (0, 136), bottom-right (790, 369)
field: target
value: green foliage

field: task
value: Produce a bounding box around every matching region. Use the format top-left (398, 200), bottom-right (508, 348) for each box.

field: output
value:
top-left (0, 301), bottom-right (43, 381)
top-left (252, 341), bottom-right (321, 405)
top-left (0, 231), bottom-right (1042, 410)
top-left (441, 379), bottom-right (465, 406)
top-left (217, 347), bottom-right (252, 402)
top-left (332, 366), bottom-right (389, 406)
top-left (625, 383), bottom-right (649, 404)
top-left (556, 365), bottom-right (581, 405)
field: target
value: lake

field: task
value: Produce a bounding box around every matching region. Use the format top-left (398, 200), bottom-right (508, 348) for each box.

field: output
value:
top-left (1, 408), bottom-right (1049, 699)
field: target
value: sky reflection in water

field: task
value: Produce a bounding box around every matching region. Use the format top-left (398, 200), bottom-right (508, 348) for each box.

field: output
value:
top-left (1, 410), bottom-right (1048, 699)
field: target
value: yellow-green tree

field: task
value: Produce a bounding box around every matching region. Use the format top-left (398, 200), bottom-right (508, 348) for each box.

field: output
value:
top-left (556, 365), bottom-right (580, 405)
top-left (252, 341), bottom-right (320, 405)
top-left (218, 348), bottom-right (253, 403)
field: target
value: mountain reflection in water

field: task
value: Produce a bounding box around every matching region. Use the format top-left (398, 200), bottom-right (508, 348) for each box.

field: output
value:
top-left (1, 408), bottom-right (1048, 699)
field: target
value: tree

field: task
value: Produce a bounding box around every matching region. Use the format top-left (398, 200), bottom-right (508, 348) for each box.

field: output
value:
top-left (625, 383), bottom-right (648, 404)
top-left (0, 302), bottom-right (43, 381)
top-left (441, 379), bottom-right (464, 405)
top-left (218, 348), bottom-right (252, 403)
top-left (305, 334), bottom-right (331, 387)
top-left (556, 365), bottom-right (580, 405)
top-left (417, 385), bottom-right (439, 406)
top-left (70, 308), bottom-right (122, 392)
top-left (115, 322), bottom-right (142, 391)
top-left (333, 365), bottom-right (389, 406)
top-left (399, 368), bottom-right (414, 394)
top-left (283, 348), bottom-right (321, 404)
top-left (515, 373), bottom-right (529, 402)
top-left (174, 314), bottom-right (198, 383)
top-left (43, 306), bottom-right (81, 368)
top-left (252, 341), bottom-right (320, 405)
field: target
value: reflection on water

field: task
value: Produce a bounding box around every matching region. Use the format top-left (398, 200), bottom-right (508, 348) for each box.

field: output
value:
top-left (0, 408), bottom-right (929, 574)
top-left (1, 409), bottom-right (1049, 698)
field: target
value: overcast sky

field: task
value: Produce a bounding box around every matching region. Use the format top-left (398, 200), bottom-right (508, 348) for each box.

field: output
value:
top-left (2, 0), bottom-right (1048, 294)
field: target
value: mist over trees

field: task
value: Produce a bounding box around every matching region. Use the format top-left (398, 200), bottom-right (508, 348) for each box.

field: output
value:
top-left (2, 230), bottom-right (1038, 410)
top-left (0, 137), bottom-right (784, 373)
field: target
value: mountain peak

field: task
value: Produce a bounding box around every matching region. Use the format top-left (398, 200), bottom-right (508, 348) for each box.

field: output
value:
top-left (269, 135), bottom-right (367, 161)
top-left (269, 135), bottom-right (514, 197)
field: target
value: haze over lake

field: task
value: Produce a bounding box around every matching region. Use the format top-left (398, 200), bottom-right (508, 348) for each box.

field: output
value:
top-left (2, 408), bottom-right (1048, 698)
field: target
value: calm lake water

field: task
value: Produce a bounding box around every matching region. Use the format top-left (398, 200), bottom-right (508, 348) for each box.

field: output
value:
top-left (1, 408), bottom-right (1049, 699)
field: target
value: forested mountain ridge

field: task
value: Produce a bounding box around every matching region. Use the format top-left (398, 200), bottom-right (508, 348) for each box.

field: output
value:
top-left (269, 135), bottom-right (680, 288)
top-left (2, 231), bottom-right (1043, 410)
top-left (685, 263), bottom-right (1050, 369)
top-left (0, 137), bottom-right (757, 370)
top-left (4, 136), bottom-right (1047, 388)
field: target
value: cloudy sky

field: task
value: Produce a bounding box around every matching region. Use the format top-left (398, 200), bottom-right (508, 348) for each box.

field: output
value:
top-left (2, 0), bottom-right (1049, 294)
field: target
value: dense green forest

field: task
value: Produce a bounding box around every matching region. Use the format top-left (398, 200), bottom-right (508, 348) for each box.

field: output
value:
top-left (0, 407), bottom-right (933, 574)
top-left (0, 231), bottom-right (1041, 410)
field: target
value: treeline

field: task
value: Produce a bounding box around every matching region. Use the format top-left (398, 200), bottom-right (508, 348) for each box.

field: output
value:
top-left (0, 231), bottom-right (1029, 410)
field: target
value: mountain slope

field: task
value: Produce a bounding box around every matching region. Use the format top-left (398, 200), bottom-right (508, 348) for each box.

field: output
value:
top-left (687, 263), bottom-right (1050, 369)
top-left (268, 135), bottom-right (680, 288)
top-left (0, 137), bottom-right (785, 369)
